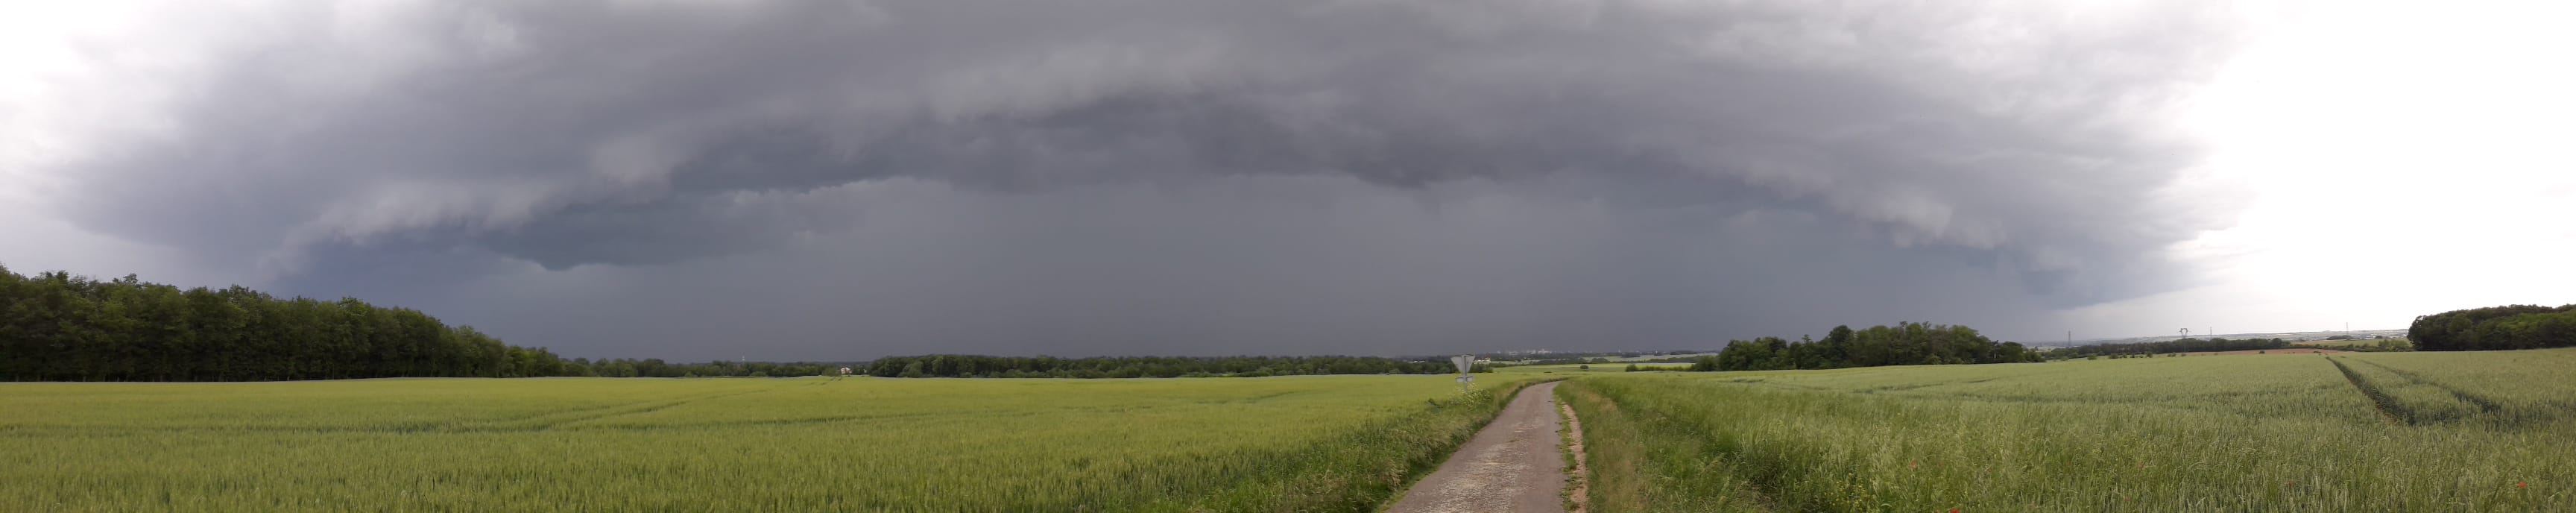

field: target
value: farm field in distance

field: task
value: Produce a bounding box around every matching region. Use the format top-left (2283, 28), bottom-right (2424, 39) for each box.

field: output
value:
top-left (0, 374), bottom-right (1542, 512)
top-left (1562, 347), bottom-right (2576, 512)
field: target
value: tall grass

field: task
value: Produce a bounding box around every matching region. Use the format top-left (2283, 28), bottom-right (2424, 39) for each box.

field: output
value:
top-left (1563, 348), bottom-right (2576, 512)
top-left (0, 375), bottom-right (1539, 512)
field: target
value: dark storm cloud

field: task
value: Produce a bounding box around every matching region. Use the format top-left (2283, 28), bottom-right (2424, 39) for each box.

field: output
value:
top-left (26, 0), bottom-right (2248, 358)
top-left (372, 177), bottom-right (2067, 359)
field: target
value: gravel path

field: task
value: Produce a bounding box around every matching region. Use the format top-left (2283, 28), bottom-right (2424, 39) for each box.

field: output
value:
top-left (1385, 381), bottom-right (1568, 513)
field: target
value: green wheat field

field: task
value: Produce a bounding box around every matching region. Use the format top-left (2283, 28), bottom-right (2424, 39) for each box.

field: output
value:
top-left (1562, 347), bottom-right (2576, 512)
top-left (8, 350), bottom-right (2571, 512)
top-left (1, 375), bottom-right (1541, 512)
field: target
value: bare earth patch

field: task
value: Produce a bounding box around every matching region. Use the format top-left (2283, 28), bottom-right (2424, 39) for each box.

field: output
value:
top-left (1559, 394), bottom-right (1588, 513)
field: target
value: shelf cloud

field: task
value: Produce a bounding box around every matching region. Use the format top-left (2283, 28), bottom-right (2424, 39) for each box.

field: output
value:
top-left (5, 0), bottom-right (2250, 359)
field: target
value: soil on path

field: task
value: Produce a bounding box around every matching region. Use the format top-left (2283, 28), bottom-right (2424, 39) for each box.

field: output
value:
top-left (1386, 381), bottom-right (1569, 513)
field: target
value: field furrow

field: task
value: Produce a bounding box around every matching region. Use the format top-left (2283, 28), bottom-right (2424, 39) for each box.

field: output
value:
top-left (2327, 357), bottom-right (2412, 424)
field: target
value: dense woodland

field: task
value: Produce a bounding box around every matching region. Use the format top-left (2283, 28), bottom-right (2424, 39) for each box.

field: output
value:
top-left (2409, 304), bottom-right (2576, 351)
top-left (861, 354), bottom-right (1474, 378)
top-left (0, 265), bottom-right (584, 381)
top-left (1690, 322), bottom-right (2042, 371)
top-left (2051, 336), bottom-right (2292, 358)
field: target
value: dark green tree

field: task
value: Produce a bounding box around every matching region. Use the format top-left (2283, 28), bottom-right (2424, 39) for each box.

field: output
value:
top-left (0, 267), bottom-right (589, 381)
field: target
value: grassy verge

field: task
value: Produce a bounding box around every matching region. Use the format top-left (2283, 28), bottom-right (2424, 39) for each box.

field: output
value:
top-left (1559, 380), bottom-right (1771, 512)
top-left (1557, 387), bottom-right (1591, 513)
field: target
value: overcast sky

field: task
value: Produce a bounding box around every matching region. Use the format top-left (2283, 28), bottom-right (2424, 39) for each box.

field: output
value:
top-left (4, 0), bottom-right (2570, 360)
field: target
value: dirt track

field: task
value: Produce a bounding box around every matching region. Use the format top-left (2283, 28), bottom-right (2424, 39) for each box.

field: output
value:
top-left (1385, 381), bottom-right (1569, 513)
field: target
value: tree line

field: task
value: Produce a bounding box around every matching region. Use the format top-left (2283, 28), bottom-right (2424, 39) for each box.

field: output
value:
top-left (2051, 336), bottom-right (2291, 358)
top-left (860, 354), bottom-right (1471, 378)
top-left (0, 266), bottom-right (1485, 381)
top-left (0, 265), bottom-right (583, 381)
top-left (580, 358), bottom-right (847, 378)
top-left (1687, 322), bottom-right (2042, 371)
top-left (1492, 350), bottom-right (1712, 366)
top-left (2408, 304), bottom-right (2576, 351)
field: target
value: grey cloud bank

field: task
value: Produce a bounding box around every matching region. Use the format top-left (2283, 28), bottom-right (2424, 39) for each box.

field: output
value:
top-left (8, 0), bottom-right (2247, 359)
